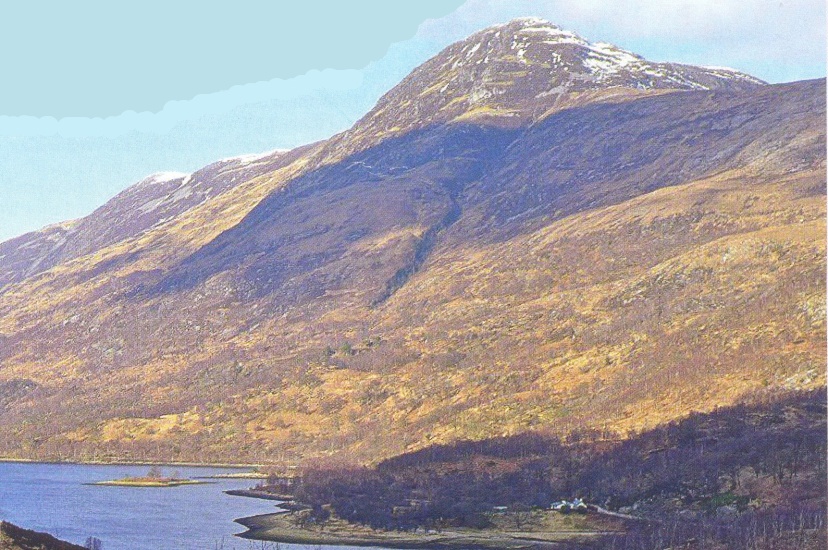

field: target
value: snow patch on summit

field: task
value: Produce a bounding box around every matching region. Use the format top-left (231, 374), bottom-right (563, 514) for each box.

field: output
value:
top-left (590, 43), bottom-right (642, 67)
top-left (516, 19), bottom-right (586, 45)
top-left (583, 43), bottom-right (646, 79)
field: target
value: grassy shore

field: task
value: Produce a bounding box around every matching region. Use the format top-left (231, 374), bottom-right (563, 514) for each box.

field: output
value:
top-left (203, 471), bottom-right (269, 479)
top-left (236, 509), bottom-right (625, 550)
top-left (91, 478), bottom-right (211, 487)
top-left (225, 488), bottom-right (290, 500)
top-left (0, 457), bottom-right (264, 468)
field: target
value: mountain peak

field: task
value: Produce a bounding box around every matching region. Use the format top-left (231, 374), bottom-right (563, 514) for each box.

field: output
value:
top-left (342, 18), bottom-right (765, 146)
top-left (483, 16), bottom-right (585, 41)
top-left (447, 17), bottom-right (763, 88)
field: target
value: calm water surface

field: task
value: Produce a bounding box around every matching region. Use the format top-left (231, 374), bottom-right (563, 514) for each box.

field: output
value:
top-left (0, 461), bottom-right (373, 550)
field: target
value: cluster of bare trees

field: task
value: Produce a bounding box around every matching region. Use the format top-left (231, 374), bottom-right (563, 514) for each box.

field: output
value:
top-left (285, 390), bottom-right (825, 546)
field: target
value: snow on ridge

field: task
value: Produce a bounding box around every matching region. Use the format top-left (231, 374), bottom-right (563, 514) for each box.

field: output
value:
top-left (219, 148), bottom-right (288, 165)
top-left (478, 17), bottom-right (574, 41)
top-left (149, 171), bottom-right (188, 181)
top-left (703, 65), bottom-right (742, 73)
top-left (581, 40), bottom-right (648, 79)
top-left (137, 176), bottom-right (199, 214)
top-left (488, 16), bottom-right (549, 29)
top-left (539, 37), bottom-right (585, 46)
top-left (517, 24), bottom-right (584, 44)
top-left (468, 18), bottom-right (762, 88)
top-left (465, 42), bottom-right (482, 59)
top-left (519, 25), bottom-right (570, 35)
top-left (702, 65), bottom-right (764, 83)
top-left (140, 172), bottom-right (189, 185)
top-left (512, 16), bottom-right (549, 24)
top-left (579, 40), bottom-right (759, 88)
top-left (590, 42), bottom-right (643, 65)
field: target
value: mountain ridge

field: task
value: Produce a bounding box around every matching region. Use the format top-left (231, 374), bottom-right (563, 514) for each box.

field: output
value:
top-left (0, 17), bottom-right (766, 273)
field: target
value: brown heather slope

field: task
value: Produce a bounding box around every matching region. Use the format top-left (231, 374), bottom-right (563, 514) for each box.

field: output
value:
top-left (0, 522), bottom-right (84, 550)
top-left (0, 20), bottom-right (823, 464)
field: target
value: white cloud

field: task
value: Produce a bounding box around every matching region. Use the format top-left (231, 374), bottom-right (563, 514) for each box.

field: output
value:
top-left (550, 0), bottom-right (817, 39)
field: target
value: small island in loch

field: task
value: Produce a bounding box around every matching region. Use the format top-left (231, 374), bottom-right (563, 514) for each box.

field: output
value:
top-left (91, 466), bottom-right (210, 488)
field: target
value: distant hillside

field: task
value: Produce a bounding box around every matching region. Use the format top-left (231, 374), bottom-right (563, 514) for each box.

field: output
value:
top-left (0, 19), bottom-right (823, 465)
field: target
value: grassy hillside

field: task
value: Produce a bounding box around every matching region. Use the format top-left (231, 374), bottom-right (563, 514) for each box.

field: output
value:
top-left (0, 80), bottom-right (823, 465)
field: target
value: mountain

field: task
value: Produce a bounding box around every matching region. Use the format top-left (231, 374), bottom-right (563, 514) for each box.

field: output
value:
top-left (0, 18), bottom-right (765, 291)
top-left (0, 19), bottom-right (823, 465)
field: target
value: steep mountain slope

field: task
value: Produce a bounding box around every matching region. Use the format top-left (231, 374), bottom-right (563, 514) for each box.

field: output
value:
top-left (0, 19), bottom-right (823, 464)
top-left (0, 147), bottom-right (306, 289)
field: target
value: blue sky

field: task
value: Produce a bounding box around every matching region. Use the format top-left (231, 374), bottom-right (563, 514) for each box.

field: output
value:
top-left (0, 0), bottom-right (824, 242)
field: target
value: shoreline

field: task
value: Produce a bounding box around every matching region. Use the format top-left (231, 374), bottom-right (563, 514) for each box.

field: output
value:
top-left (89, 479), bottom-right (214, 487)
top-left (0, 457), bottom-right (264, 469)
top-left (234, 510), bottom-right (623, 550)
top-left (225, 488), bottom-right (290, 501)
